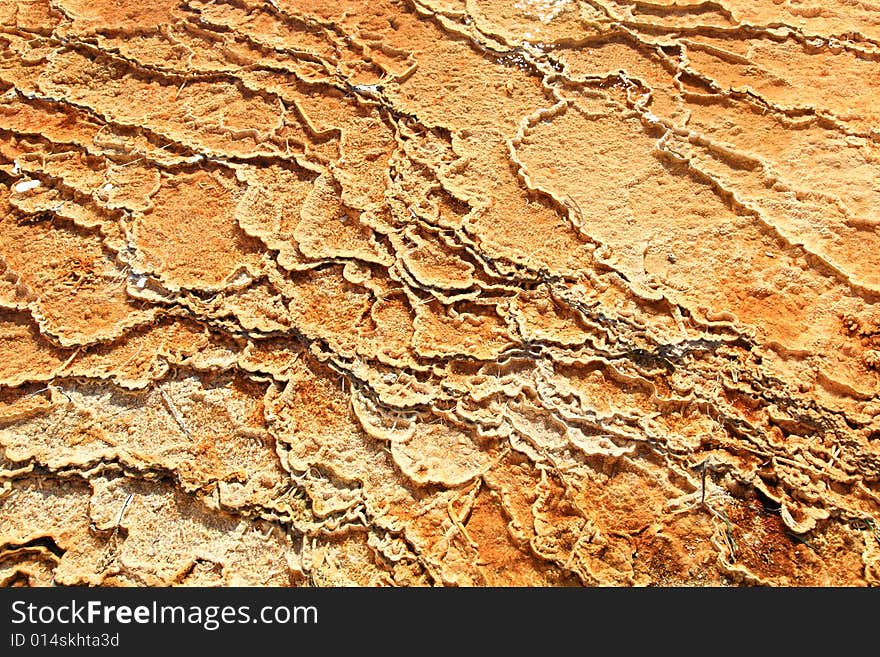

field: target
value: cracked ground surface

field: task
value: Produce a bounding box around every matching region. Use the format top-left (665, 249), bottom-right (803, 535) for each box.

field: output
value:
top-left (1, 0), bottom-right (879, 587)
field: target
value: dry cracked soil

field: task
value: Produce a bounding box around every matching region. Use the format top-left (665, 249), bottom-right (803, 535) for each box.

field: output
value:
top-left (1, 0), bottom-right (880, 587)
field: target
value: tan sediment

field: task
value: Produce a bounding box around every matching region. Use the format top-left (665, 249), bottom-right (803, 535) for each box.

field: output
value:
top-left (0, 0), bottom-right (878, 588)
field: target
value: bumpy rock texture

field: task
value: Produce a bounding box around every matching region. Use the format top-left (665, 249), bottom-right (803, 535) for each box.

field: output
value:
top-left (1, 0), bottom-right (879, 587)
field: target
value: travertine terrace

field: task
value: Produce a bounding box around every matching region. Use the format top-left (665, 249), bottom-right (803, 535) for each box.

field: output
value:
top-left (1, 0), bottom-right (879, 587)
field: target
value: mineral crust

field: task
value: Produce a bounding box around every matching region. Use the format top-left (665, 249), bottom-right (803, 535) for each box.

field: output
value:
top-left (1, 0), bottom-right (879, 587)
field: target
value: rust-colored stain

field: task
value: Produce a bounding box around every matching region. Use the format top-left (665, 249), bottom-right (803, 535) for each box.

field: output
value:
top-left (1, 0), bottom-right (879, 587)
